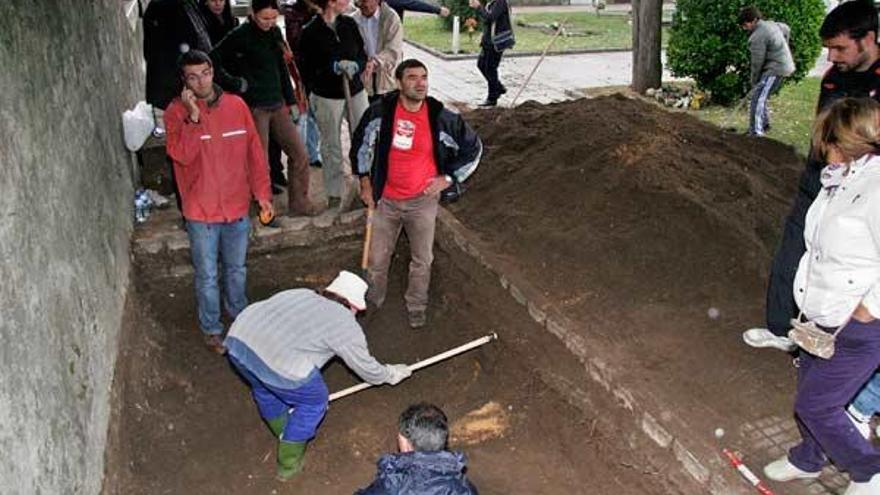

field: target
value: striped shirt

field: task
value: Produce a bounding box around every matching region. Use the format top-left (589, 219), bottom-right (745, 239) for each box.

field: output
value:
top-left (225, 289), bottom-right (391, 389)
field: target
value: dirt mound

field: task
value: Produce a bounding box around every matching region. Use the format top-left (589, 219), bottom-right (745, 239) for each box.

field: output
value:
top-left (454, 96), bottom-right (804, 319)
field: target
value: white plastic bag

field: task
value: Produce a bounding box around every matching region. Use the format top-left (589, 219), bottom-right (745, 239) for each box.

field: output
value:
top-left (122, 101), bottom-right (155, 151)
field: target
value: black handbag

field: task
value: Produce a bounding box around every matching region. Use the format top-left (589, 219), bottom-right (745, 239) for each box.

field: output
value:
top-left (489, 0), bottom-right (515, 51)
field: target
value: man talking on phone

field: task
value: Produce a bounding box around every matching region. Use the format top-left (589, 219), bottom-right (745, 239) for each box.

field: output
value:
top-left (165, 49), bottom-right (274, 354)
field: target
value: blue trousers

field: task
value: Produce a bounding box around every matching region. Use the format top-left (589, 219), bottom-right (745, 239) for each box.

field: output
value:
top-left (230, 356), bottom-right (328, 442)
top-left (788, 319), bottom-right (880, 482)
top-left (299, 110), bottom-right (322, 164)
top-left (749, 74), bottom-right (784, 135)
top-left (186, 217), bottom-right (250, 335)
top-left (852, 371), bottom-right (880, 420)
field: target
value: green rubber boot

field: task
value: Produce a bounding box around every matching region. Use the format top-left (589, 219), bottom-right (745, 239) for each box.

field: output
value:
top-left (266, 414), bottom-right (288, 438)
top-left (276, 440), bottom-right (307, 481)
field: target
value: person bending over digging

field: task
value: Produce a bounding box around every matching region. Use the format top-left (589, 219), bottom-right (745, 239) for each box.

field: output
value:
top-left (224, 271), bottom-right (412, 480)
top-left (356, 402), bottom-right (478, 494)
top-left (738, 5), bottom-right (795, 136)
top-left (350, 59), bottom-right (482, 329)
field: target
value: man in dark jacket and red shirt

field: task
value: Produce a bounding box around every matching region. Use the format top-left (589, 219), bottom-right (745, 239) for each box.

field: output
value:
top-left (351, 59), bottom-right (482, 328)
top-left (165, 50), bottom-right (274, 354)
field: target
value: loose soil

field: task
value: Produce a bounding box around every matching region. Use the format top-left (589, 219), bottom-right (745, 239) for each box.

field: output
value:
top-left (451, 96), bottom-right (809, 490)
top-left (105, 95), bottom-right (810, 494)
top-left (103, 239), bottom-right (682, 494)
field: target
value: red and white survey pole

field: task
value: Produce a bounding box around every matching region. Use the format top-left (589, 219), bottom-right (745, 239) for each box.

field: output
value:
top-left (722, 448), bottom-right (775, 495)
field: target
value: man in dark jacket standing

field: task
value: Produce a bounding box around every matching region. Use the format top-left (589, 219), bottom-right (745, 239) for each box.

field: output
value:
top-left (351, 59), bottom-right (482, 328)
top-left (469, 0), bottom-right (514, 107)
top-left (143, 0), bottom-right (213, 111)
top-left (745, 0), bottom-right (880, 353)
top-left (356, 403), bottom-right (478, 494)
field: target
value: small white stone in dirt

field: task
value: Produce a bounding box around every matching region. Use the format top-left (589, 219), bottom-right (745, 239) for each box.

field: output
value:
top-left (508, 405), bottom-right (513, 411)
top-left (168, 292), bottom-right (175, 298)
top-left (167, 422), bottom-right (174, 431)
top-left (707, 307), bottom-right (721, 319)
top-left (714, 428), bottom-right (725, 439)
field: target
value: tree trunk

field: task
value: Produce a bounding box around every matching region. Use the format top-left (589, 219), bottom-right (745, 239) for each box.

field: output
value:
top-left (631, 0), bottom-right (662, 93)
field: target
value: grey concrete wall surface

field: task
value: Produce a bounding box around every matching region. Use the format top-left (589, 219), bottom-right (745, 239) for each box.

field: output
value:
top-left (0, 1), bottom-right (142, 493)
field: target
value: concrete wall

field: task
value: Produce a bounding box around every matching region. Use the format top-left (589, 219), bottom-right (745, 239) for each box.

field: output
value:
top-left (0, 1), bottom-right (142, 493)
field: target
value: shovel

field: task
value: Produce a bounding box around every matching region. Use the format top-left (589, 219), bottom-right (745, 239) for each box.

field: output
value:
top-left (722, 89), bottom-right (754, 132)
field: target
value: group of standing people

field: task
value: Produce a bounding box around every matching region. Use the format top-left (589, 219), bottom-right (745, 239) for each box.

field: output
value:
top-left (739, 2), bottom-right (880, 493)
top-left (149, 0), bottom-right (483, 490)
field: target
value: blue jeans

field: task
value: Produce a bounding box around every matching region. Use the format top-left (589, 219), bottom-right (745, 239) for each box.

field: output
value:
top-left (851, 371), bottom-right (880, 421)
top-left (229, 356), bottom-right (329, 442)
top-left (299, 110), bottom-right (322, 164)
top-left (186, 216), bottom-right (250, 335)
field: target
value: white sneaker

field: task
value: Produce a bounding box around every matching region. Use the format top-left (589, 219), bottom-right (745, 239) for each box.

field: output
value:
top-left (763, 456), bottom-right (821, 482)
top-left (844, 473), bottom-right (880, 494)
top-left (743, 328), bottom-right (797, 352)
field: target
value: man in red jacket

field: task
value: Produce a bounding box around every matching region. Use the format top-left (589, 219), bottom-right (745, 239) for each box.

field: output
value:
top-left (165, 50), bottom-right (273, 354)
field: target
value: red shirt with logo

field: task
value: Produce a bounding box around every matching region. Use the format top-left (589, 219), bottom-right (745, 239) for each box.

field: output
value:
top-left (384, 101), bottom-right (437, 200)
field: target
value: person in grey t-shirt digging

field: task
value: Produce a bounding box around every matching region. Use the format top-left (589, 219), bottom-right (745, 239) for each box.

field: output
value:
top-left (739, 6), bottom-right (796, 136)
top-left (223, 270), bottom-right (412, 481)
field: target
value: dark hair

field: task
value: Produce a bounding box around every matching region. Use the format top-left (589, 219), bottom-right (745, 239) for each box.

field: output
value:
top-left (251, 0), bottom-right (279, 13)
top-left (394, 59), bottom-right (428, 80)
top-left (312, 0), bottom-right (331, 9)
top-left (398, 403), bottom-right (448, 451)
top-left (737, 6), bottom-right (761, 25)
top-left (820, 0), bottom-right (878, 41)
top-left (177, 49), bottom-right (213, 76)
top-left (318, 288), bottom-right (358, 311)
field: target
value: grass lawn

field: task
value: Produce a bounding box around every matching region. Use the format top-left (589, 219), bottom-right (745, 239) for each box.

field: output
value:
top-left (403, 12), bottom-right (669, 54)
top-left (688, 77), bottom-right (821, 157)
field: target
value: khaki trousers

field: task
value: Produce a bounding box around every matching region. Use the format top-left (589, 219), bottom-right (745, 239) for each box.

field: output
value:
top-left (367, 193), bottom-right (440, 312)
top-left (310, 90), bottom-right (369, 198)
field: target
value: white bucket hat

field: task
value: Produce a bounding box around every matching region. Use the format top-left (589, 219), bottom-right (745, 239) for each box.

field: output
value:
top-left (325, 270), bottom-right (368, 311)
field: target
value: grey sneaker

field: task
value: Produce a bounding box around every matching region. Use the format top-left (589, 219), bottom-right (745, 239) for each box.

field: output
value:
top-left (408, 310), bottom-right (426, 329)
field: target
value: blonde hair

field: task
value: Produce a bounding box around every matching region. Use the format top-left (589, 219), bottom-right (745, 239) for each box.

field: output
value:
top-left (811, 97), bottom-right (880, 163)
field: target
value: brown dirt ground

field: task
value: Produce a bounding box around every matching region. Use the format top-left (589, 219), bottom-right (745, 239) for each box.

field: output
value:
top-left (104, 95), bottom-right (812, 494)
top-left (103, 238), bottom-right (684, 494)
top-left (451, 95), bottom-right (811, 491)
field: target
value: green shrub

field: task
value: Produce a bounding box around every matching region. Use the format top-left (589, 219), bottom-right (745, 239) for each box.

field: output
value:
top-left (667, 0), bottom-right (825, 105)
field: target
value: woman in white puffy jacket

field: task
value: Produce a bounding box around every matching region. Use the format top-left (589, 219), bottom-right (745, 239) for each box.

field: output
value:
top-left (764, 97), bottom-right (880, 495)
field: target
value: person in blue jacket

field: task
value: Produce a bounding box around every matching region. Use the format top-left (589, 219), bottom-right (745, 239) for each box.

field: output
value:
top-left (356, 403), bottom-right (478, 494)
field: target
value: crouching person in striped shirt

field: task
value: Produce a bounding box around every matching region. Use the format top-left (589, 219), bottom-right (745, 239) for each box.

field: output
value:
top-left (223, 270), bottom-right (412, 481)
